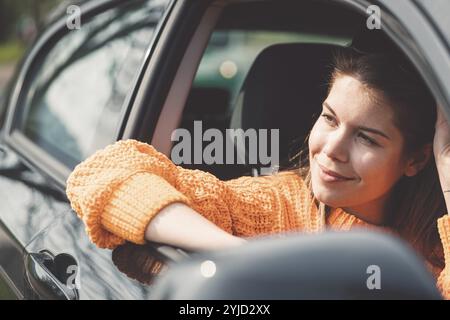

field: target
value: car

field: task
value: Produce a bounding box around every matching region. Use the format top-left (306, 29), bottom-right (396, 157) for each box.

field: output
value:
top-left (0, 0), bottom-right (449, 300)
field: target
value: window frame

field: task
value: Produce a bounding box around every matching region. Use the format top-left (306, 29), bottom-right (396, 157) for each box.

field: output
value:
top-left (349, 0), bottom-right (450, 114)
top-left (133, 0), bottom-right (450, 160)
top-left (1, 0), bottom-right (175, 191)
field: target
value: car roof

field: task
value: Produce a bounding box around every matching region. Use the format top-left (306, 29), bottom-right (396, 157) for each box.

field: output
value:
top-left (409, 0), bottom-right (450, 46)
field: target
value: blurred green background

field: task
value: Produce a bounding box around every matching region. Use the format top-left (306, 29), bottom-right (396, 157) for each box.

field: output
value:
top-left (0, 0), bottom-right (81, 100)
top-left (0, 0), bottom-right (67, 62)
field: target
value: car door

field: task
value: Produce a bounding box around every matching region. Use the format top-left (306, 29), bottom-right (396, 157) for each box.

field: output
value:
top-left (0, 0), bottom-right (173, 299)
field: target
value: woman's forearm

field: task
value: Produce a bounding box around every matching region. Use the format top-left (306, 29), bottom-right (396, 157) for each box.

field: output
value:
top-left (144, 202), bottom-right (246, 251)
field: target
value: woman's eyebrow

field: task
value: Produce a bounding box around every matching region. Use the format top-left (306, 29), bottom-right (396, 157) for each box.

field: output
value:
top-left (358, 126), bottom-right (391, 140)
top-left (322, 102), bottom-right (391, 140)
top-left (323, 102), bottom-right (337, 117)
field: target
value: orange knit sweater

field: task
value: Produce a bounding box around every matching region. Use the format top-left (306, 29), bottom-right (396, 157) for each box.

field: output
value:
top-left (66, 139), bottom-right (450, 299)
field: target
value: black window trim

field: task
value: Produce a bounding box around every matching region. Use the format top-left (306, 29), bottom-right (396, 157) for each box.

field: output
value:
top-left (120, 0), bottom-right (212, 143)
top-left (1, 0), bottom-right (175, 192)
top-left (124, 0), bottom-right (222, 155)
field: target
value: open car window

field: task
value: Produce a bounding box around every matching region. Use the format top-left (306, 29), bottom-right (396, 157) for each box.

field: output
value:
top-left (177, 28), bottom-right (350, 180)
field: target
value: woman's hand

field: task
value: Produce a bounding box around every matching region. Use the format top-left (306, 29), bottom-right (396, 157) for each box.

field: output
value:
top-left (434, 105), bottom-right (450, 166)
top-left (434, 105), bottom-right (450, 214)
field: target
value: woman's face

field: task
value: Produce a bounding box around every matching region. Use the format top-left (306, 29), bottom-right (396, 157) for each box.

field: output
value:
top-left (309, 75), bottom-right (410, 222)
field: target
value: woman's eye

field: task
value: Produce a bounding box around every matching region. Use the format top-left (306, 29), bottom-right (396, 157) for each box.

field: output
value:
top-left (321, 114), bottom-right (336, 125)
top-left (358, 133), bottom-right (378, 146)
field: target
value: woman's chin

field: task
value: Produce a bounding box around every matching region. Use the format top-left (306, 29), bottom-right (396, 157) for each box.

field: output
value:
top-left (312, 183), bottom-right (348, 208)
top-left (315, 193), bottom-right (342, 207)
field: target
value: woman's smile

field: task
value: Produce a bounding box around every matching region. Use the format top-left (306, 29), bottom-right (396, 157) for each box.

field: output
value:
top-left (318, 163), bottom-right (356, 183)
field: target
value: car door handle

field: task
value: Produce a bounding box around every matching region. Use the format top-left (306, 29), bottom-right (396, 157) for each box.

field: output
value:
top-left (25, 250), bottom-right (79, 300)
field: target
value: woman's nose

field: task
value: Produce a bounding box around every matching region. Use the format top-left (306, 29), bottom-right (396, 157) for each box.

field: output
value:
top-left (322, 131), bottom-right (349, 163)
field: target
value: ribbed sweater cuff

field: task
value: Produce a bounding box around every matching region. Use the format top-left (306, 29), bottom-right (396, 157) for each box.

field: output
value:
top-left (438, 215), bottom-right (450, 263)
top-left (101, 172), bottom-right (189, 245)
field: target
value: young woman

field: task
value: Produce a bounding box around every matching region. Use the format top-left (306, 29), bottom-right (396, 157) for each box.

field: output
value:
top-left (66, 31), bottom-right (450, 298)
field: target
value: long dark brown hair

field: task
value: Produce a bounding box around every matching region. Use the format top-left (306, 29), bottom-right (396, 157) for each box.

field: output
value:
top-left (289, 31), bottom-right (446, 268)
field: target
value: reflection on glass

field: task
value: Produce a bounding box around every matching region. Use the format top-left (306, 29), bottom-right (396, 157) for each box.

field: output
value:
top-left (194, 30), bottom-right (350, 108)
top-left (21, 0), bottom-right (167, 168)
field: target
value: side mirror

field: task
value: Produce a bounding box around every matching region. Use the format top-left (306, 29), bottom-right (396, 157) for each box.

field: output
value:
top-left (151, 230), bottom-right (442, 300)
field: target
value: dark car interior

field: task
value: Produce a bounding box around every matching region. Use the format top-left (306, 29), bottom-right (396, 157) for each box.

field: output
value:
top-left (176, 0), bottom-right (365, 180)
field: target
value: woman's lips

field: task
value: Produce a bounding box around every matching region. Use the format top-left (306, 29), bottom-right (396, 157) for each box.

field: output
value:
top-left (318, 164), bottom-right (355, 182)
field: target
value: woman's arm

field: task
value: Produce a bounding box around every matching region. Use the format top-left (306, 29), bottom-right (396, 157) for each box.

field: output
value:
top-left (66, 139), bottom-right (309, 249)
top-left (434, 105), bottom-right (450, 299)
top-left (144, 202), bottom-right (246, 251)
top-left (434, 105), bottom-right (450, 211)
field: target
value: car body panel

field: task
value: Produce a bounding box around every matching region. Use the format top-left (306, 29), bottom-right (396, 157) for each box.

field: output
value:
top-left (0, 0), bottom-right (173, 299)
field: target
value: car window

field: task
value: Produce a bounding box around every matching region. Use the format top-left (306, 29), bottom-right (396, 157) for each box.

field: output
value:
top-left (178, 29), bottom-right (349, 179)
top-left (194, 30), bottom-right (349, 113)
top-left (16, 0), bottom-right (169, 169)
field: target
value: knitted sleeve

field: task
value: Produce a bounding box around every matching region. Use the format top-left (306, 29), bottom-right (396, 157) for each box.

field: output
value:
top-left (66, 139), bottom-right (316, 249)
top-left (436, 215), bottom-right (450, 299)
